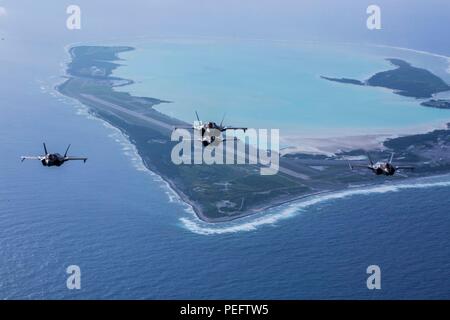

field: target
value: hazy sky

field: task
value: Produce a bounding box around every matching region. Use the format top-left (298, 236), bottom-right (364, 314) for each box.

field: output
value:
top-left (1, 0), bottom-right (449, 54)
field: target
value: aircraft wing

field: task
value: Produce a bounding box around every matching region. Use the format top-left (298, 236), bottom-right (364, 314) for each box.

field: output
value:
top-left (396, 166), bottom-right (415, 171)
top-left (173, 126), bottom-right (195, 130)
top-left (348, 162), bottom-right (372, 170)
top-left (352, 165), bottom-right (373, 169)
top-left (223, 126), bottom-right (247, 132)
top-left (395, 172), bottom-right (410, 178)
top-left (21, 156), bottom-right (44, 162)
top-left (65, 157), bottom-right (88, 163)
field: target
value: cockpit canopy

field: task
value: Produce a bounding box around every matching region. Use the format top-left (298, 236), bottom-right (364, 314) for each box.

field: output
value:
top-left (48, 153), bottom-right (62, 160)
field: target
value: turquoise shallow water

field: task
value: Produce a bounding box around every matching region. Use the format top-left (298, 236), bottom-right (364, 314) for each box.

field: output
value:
top-left (114, 39), bottom-right (450, 139)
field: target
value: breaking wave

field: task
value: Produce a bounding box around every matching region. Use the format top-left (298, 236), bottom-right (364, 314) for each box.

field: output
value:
top-left (40, 74), bottom-right (187, 209)
top-left (180, 176), bottom-right (450, 235)
top-left (374, 44), bottom-right (450, 74)
top-left (43, 41), bottom-right (450, 236)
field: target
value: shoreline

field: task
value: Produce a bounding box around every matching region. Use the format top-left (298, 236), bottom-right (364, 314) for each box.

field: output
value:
top-left (279, 118), bottom-right (450, 156)
top-left (55, 44), bottom-right (450, 223)
top-left (182, 172), bottom-right (450, 231)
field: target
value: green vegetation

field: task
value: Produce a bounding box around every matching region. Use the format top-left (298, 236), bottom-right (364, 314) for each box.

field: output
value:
top-left (320, 76), bottom-right (364, 86)
top-left (421, 99), bottom-right (450, 109)
top-left (367, 59), bottom-right (450, 98)
top-left (58, 46), bottom-right (450, 222)
top-left (322, 58), bottom-right (450, 99)
top-left (58, 46), bottom-right (312, 221)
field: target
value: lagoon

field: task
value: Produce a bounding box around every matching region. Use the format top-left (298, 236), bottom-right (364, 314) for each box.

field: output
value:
top-left (115, 39), bottom-right (450, 144)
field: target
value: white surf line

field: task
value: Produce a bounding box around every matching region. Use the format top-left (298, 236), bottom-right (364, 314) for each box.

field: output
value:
top-left (66, 97), bottom-right (193, 208)
top-left (180, 176), bottom-right (450, 235)
top-left (56, 91), bottom-right (190, 207)
top-left (373, 44), bottom-right (450, 74)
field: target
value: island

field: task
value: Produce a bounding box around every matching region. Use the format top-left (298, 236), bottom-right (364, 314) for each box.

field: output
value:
top-left (322, 58), bottom-right (450, 99)
top-left (320, 77), bottom-right (364, 86)
top-left (57, 46), bottom-right (450, 222)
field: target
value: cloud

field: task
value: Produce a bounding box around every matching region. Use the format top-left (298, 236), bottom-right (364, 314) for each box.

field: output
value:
top-left (0, 7), bottom-right (6, 17)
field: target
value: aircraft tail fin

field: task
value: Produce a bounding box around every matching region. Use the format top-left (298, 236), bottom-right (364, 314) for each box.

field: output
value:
top-left (367, 153), bottom-right (374, 166)
top-left (220, 113), bottom-right (227, 127)
top-left (388, 152), bottom-right (395, 164)
top-left (64, 144), bottom-right (71, 157)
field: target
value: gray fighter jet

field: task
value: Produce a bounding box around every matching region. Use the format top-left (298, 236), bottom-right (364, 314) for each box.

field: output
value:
top-left (349, 153), bottom-right (414, 176)
top-left (175, 111), bottom-right (247, 147)
top-left (21, 143), bottom-right (87, 167)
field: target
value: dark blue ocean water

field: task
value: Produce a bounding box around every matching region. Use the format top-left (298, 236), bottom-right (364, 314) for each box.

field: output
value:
top-left (2, 132), bottom-right (450, 300)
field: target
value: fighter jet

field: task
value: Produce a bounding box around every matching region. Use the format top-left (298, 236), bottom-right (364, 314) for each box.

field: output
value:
top-left (349, 153), bottom-right (414, 176)
top-left (175, 111), bottom-right (247, 146)
top-left (21, 143), bottom-right (87, 167)
top-left (177, 111), bottom-right (246, 133)
top-left (197, 134), bottom-right (238, 147)
top-left (175, 129), bottom-right (238, 147)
